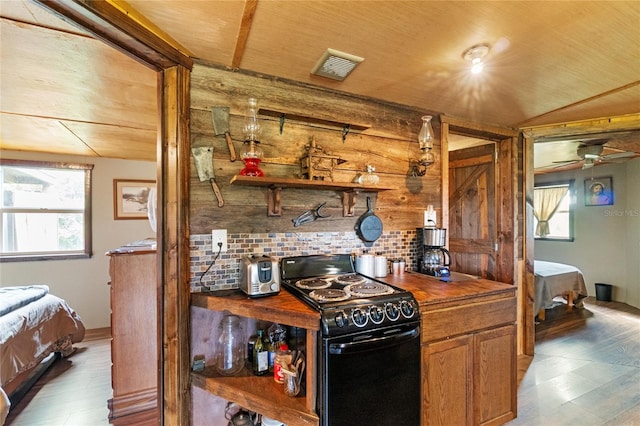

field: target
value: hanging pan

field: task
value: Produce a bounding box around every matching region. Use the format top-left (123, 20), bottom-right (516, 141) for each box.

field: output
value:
top-left (355, 196), bottom-right (383, 247)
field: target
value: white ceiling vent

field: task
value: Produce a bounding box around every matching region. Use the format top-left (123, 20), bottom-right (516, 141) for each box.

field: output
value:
top-left (311, 48), bottom-right (364, 81)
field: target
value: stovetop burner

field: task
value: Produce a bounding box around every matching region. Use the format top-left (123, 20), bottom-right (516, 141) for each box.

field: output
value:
top-left (309, 288), bottom-right (350, 302)
top-left (280, 254), bottom-right (418, 336)
top-left (344, 282), bottom-right (394, 297)
top-left (296, 277), bottom-right (332, 290)
top-left (333, 273), bottom-right (366, 285)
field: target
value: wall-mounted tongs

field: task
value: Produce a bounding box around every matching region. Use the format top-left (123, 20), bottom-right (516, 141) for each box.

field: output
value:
top-left (292, 202), bottom-right (330, 227)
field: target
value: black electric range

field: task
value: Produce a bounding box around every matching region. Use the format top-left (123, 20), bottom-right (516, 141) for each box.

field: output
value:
top-left (280, 253), bottom-right (421, 426)
top-left (280, 253), bottom-right (418, 337)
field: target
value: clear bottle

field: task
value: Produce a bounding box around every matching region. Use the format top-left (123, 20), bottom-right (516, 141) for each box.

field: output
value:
top-left (267, 323), bottom-right (286, 372)
top-left (273, 343), bottom-right (292, 384)
top-left (360, 164), bottom-right (379, 185)
top-left (253, 330), bottom-right (269, 376)
top-left (215, 315), bottom-right (244, 376)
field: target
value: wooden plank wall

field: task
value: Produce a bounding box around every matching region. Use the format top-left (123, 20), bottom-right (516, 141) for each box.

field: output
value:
top-left (189, 62), bottom-right (442, 235)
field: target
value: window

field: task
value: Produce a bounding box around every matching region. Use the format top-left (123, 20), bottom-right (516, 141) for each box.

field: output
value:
top-left (0, 159), bottom-right (94, 262)
top-left (533, 180), bottom-right (574, 241)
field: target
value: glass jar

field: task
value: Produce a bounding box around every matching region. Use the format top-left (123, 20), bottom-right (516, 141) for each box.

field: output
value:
top-left (215, 315), bottom-right (244, 376)
top-left (360, 164), bottom-right (379, 185)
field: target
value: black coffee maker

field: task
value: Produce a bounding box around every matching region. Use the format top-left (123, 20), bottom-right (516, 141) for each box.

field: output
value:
top-left (418, 227), bottom-right (451, 277)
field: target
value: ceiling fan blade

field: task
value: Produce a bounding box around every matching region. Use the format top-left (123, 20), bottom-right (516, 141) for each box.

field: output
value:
top-left (551, 159), bottom-right (580, 164)
top-left (600, 151), bottom-right (637, 161)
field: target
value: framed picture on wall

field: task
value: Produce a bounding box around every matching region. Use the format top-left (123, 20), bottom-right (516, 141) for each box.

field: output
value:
top-left (113, 179), bottom-right (156, 219)
top-left (584, 176), bottom-right (613, 206)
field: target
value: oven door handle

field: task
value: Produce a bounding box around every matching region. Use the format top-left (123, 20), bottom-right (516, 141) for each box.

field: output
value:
top-left (328, 326), bottom-right (419, 355)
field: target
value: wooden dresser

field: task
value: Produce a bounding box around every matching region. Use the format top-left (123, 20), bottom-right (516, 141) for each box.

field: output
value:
top-left (106, 244), bottom-right (159, 425)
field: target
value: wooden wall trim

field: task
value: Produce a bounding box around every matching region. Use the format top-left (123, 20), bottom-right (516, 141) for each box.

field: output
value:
top-left (441, 122), bottom-right (450, 243)
top-left (30, 2), bottom-right (194, 424)
top-left (441, 115), bottom-right (519, 139)
top-left (522, 136), bottom-right (535, 356)
top-left (34, 0), bottom-right (193, 71)
top-left (159, 66), bottom-right (192, 425)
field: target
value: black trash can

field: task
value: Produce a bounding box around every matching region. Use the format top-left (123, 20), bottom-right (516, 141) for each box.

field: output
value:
top-left (595, 283), bottom-right (612, 302)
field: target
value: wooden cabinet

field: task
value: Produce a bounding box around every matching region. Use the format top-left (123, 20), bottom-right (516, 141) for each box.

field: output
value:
top-left (421, 294), bottom-right (517, 426)
top-left (107, 247), bottom-right (159, 425)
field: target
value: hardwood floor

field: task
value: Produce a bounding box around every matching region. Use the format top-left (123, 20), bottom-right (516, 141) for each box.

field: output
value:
top-left (5, 298), bottom-right (639, 425)
top-left (5, 330), bottom-right (112, 426)
top-left (507, 297), bottom-right (640, 425)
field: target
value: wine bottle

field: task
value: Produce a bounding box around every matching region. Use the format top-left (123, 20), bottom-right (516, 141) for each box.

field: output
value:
top-left (253, 330), bottom-right (268, 376)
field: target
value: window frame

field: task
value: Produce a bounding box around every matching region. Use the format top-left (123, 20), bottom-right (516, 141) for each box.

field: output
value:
top-left (534, 179), bottom-right (575, 242)
top-left (0, 158), bottom-right (94, 262)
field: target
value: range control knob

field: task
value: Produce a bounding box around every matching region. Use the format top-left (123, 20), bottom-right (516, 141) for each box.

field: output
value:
top-left (385, 303), bottom-right (400, 321)
top-left (335, 311), bottom-right (348, 328)
top-left (351, 308), bottom-right (368, 327)
top-left (400, 300), bottom-right (416, 318)
top-left (369, 305), bottom-right (384, 324)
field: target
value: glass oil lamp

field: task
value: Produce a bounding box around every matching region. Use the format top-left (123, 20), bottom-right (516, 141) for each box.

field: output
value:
top-left (411, 115), bottom-right (435, 176)
top-left (239, 98), bottom-right (264, 177)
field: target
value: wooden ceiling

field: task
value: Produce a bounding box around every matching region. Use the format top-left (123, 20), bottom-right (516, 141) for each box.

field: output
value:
top-left (1, 0), bottom-right (639, 172)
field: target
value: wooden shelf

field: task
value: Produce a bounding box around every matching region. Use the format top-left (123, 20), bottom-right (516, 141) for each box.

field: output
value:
top-left (191, 289), bottom-right (320, 331)
top-left (192, 366), bottom-right (318, 426)
top-left (191, 290), bottom-right (320, 425)
top-left (229, 175), bottom-right (394, 217)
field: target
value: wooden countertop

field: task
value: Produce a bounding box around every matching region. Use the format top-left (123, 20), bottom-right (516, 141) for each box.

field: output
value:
top-left (191, 288), bottom-right (321, 331)
top-left (378, 271), bottom-right (516, 308)
top-left (191, 272), bottom-right (515, 322)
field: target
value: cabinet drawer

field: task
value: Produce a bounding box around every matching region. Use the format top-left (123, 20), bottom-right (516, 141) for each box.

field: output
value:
top-left (421, 297), bottom-right (515, 343)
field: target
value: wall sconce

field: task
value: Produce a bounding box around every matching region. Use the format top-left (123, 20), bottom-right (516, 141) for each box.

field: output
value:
top-left (410, 115), bottom-right (435, 177)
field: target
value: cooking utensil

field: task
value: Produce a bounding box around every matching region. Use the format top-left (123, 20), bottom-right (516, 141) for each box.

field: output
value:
top-left (292, 202), bottom-right (331, 227)
top-left (191, 146), bottom-right (224, 207)
top-left (211, 106), bottom-right (237, 162)
top-left (354, 196), bottom-right (382, 247)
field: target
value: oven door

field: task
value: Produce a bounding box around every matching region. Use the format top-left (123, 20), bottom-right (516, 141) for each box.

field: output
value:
top-left (318, 322), bottom-right (421, 426)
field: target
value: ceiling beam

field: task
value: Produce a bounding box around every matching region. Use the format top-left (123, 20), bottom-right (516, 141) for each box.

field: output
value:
top-left (33, 0), bottom-right (193, 71)
top-left (521, 113), bottom-right (640, 140)
top-left (231, 0), bottom-right (258, 69)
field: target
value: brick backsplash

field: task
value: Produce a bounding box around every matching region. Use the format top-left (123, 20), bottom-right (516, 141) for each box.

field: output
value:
top-left (190, 230), bottom-right (421, 292)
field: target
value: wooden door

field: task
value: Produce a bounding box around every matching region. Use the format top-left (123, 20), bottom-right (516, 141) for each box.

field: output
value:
top-left (449, 143), bottom-right (498, 279)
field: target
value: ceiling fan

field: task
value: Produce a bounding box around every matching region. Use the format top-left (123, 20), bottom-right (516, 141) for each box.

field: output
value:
top-left (553, 139), bottom-right (637, 170)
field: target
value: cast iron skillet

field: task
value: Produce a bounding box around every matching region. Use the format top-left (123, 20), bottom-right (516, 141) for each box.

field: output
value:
top-left (355, 196), bottom-right (383, 247)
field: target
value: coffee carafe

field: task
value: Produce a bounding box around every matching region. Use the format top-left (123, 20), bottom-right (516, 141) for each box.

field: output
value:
top-left (418, 227), bottom-right (451, 277)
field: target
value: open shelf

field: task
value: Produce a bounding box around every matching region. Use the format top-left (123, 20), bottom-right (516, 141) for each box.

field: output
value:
top-left (229, 175), bottom-right (394, 216)
top-left (192, 366), bottom-right (318, 425)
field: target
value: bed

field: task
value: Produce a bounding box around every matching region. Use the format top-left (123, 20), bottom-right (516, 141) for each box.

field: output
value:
top-left (0, 285), bottom-right (85, 422)
top-left (534, 260), bottom-right (589, 320)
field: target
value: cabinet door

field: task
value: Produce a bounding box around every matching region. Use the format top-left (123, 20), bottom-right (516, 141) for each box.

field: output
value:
top-left (422, 334), bottom-right (473, 426)
top-left (474, 324), bottom-right (517, 426)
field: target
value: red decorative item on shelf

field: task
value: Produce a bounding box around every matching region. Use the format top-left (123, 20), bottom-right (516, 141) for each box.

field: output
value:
top-left (239, 141), bottom-right (264, 177)
top-left (240, 97), bottom-right (264, 177)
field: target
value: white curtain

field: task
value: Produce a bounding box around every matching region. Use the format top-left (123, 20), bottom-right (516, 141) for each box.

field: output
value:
top-left (534, 187), bottom-right (568, 237)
